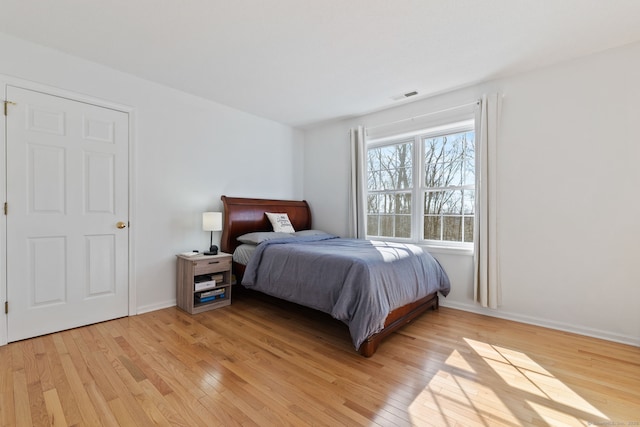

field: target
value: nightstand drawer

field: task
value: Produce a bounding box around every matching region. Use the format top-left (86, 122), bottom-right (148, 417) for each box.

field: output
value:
top-left (193, 257), bottom-right (232, 275)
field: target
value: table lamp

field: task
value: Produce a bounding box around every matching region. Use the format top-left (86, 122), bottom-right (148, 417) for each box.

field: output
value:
top-left (202, 212), bottom-right (222, 255)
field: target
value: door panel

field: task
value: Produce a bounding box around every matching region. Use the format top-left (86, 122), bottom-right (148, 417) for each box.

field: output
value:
top-left (6, 86), bottom-right (129, 341)
top-left (86, 234), bottom-right (116, 296)
top-left (28, 236), bottom-right (66, 305)
top-left (29, 143), bottom-right (66, 213)
top-left (85, 152), bottom-right (115, 213)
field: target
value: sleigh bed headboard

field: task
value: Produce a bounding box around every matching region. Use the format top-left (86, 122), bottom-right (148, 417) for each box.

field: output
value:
top-left (220, 195), bottom-right (312, 255)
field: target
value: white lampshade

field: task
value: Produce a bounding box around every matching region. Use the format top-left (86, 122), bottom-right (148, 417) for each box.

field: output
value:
top-left (202, 212), bottom-right (222, 232)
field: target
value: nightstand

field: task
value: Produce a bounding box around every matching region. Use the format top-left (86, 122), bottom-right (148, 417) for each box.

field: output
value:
top-left (176, 252), bottom-right (232, 314)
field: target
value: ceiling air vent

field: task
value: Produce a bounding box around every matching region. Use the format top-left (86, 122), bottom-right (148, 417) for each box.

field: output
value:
top-left (391, 90), bottom-right (419, 101)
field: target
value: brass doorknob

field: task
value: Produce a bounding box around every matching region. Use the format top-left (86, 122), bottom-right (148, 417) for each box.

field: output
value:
top-left (116, 221), bottom-right (127, 229)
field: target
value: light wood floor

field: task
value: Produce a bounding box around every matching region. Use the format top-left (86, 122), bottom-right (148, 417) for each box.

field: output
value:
top-left (1, 289), bottom-right (638, 427)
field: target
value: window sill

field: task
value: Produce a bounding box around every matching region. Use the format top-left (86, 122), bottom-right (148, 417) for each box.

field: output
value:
top-left (419, 244), bottom-right (474, 257)
top-left (368, 236), bottom-right (474, 256)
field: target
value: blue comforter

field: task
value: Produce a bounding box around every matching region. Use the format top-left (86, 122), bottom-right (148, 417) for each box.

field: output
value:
top-left (241, 234), bottom-right (450, 350)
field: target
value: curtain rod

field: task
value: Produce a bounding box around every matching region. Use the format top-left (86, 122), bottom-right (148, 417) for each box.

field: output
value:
top-left (366, 99), bottom-right (480, 132)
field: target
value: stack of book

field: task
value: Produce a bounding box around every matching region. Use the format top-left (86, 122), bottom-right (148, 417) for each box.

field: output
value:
top-left (195, 287), bottom-right (226, 304)
top-left (194, 273), bottom-right (225, 291)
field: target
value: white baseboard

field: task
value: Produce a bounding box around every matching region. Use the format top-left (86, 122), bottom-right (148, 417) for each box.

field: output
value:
top-left (439, 300), bottom-right (640, 348)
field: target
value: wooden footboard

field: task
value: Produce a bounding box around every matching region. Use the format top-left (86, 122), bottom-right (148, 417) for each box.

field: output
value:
top-left (358, 293), bottom-right (439, 357)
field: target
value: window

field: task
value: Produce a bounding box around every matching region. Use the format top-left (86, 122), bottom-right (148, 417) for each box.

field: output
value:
top-left (366, 119), bottom-right (475, 247)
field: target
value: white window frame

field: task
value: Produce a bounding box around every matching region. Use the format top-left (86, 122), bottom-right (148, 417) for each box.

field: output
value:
top-left (366, 118), bottom-right (476, 252)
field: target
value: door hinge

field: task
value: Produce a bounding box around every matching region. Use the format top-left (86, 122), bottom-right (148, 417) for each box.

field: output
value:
top-left (3, 202), bottom-right (6, 215)
top-left (4, 302), bottom-right (7, 314)
top-left (4, 100), bottom-right (16, 116)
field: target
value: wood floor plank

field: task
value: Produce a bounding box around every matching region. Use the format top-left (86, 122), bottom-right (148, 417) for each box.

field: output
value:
top-left (9, 369), bottom-right (30, 427)
top-left (42, 388), bottom-right (68, 427)
top-left (0, 346), bottom-right (15, 427)
top-left (90, 343), bottom-right (165, 426)
top-left (26, 380), bottom-right (48, 426)
top-left (106, 397), bottom-right (139, 427)
top-left (84, 381), bottom-right (121, 427)
top-left (42, 336), bottom-right (83, 426)
top-left (21, 340), bottom-right (39, 387)
top-left (2, 289), bottom-right (639, 427)
top-left (58, 352), bottom-right (105, 427)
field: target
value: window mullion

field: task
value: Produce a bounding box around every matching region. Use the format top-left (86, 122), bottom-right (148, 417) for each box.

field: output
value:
top-left (413, 134), bottom-right (422, 241)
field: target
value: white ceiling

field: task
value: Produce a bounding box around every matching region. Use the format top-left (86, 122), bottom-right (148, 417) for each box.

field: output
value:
top-left (2, 0), bottom-right (640, 128)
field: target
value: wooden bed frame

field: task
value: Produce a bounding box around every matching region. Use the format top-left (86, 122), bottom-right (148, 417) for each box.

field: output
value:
top-left (220, 195), bottom-right (440, 357)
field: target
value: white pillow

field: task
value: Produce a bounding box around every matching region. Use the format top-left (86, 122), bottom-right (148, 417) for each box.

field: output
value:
top-left (265, 212), bottom-right (296, 233)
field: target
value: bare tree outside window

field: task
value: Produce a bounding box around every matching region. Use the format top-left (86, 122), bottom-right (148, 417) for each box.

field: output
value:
top-left (423, 131), bottom-right (475, 243)
top-left (366, 124), bottom-right (475, 245)
top-left (367, 140), bottom-right (412, 238)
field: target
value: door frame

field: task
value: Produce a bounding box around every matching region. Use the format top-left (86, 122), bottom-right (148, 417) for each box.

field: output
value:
top-left (0, 75), bottom-right (137, 346)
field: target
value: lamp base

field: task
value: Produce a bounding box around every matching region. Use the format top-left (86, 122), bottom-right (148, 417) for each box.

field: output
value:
top-left (204, 245), bottom-right (218, 256)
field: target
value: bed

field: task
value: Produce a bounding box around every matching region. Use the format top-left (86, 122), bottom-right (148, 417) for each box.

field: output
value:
top-left (220, 195), bottom-right (450, 357)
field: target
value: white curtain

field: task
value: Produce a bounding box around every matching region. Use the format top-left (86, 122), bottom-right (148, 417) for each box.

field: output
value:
top-left (474, 93), bottom-right (501, 308)
top-left (349, 126), bottom-right (367, 238)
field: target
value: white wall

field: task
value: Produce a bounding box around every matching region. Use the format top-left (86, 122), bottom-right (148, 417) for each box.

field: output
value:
top-left (0, 33), bottom-right (303, 315)
top-left (303, 41), bottom-right (640, 346)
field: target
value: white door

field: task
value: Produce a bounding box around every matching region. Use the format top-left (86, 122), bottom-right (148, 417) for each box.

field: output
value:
top-left (6, 86), bottom-right (129, 341)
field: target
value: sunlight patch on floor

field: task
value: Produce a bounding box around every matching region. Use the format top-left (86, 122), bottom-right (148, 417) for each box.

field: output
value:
top-left (409, 362), bottom-right (522, 426)
top-left (464, 338), bottom-right (609, 423)
top-left (527, 400), bottom-right (588, 426)
top-left (445, 349), bottom-right (476, 373)
top-left (408, 338), bottom-right (612, 426)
